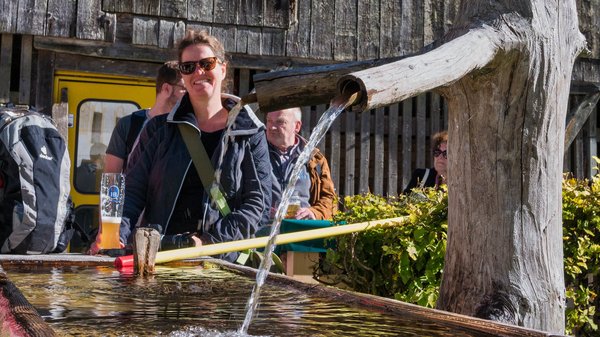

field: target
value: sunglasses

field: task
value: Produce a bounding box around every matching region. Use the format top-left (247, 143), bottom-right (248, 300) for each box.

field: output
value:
top-left (178, 57), bottom-right (220, 75)
top-left (433, 149), bottom-right (447, 159)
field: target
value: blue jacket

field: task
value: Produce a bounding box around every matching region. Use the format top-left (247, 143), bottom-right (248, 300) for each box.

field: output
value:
top-left (120, 93), bottom-right (272, 261)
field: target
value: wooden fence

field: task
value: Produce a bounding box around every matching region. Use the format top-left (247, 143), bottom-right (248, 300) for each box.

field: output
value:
top-left (1, 33), bottom-right (599, 198)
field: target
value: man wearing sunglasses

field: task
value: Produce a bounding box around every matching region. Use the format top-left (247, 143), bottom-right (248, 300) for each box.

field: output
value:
top-left (403, 130), bottom-right (448, 194)
top-left (104, 62), bottom-right (186, 174)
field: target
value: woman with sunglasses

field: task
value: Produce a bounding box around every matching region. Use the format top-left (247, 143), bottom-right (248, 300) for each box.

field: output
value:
top-left (402, 131), bottom-right (448, 194)
top-left (117, 30), bottom-right (272, 262)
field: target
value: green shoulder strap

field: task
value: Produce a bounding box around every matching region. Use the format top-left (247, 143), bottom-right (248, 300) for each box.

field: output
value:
top-left (178, 123), bottom-right (231, 217)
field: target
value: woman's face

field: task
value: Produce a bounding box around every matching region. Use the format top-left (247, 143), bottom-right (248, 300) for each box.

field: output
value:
top-left (434, 142), bottom-right (447, 176)
top-left (180, 44), bottom-right (226, 99)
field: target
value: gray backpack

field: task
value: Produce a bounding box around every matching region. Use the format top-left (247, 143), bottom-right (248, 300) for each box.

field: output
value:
top-left (0, 107), bottom-right (71, 254)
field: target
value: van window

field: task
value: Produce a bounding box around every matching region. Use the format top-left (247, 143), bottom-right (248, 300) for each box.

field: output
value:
top-left (74, 100), bottom-right (139, 194)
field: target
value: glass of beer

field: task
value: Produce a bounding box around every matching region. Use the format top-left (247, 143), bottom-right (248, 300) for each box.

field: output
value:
top-left (99, 173), bottom-right (125, 249)
top-left (285, 196), bottom-right (301, 219)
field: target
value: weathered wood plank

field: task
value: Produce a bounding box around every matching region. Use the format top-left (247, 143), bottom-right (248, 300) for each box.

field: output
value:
top-left (188, 0), bottom-right (213, 22)
top-left (158, 19), bottom-right (185, 49)
top-left (399, 0), bottom-right (424, 55)
top-left (310, 0), bottom-right (335, 59)
top-left (430, 93), bottom-right (441, 134)
top-left (18, 35), bottom-right (33, 105)
top-left (16, 0), bottom-right (47, 35)
top-left (160, 0), bottom-right (186, 18)
top-left (34, 49), bottom-right (54, 114)
top-left (388, 104), bottom-right (399, 196)
top-left (374, 108), bottom-right (385, 195)
top-left (102, 0), bottom-right (132, 13)
top-left (53, 52), bottom-right (158, 78)
top-left (237, 0), bottom-right (262, 26)
top-left (213, 0), bottom-right (237, 25)
top-left (132, 16), bottom-right (159, 46)
top-left (333, 0), bottom-right (357, 61)
top-left (316, 104), bottom-right (327, 152)
top-left (575, 132), bottom-right (585, 178)
top-left (357, 0), bottom-right (380, 59)
top-left (0, 34), bottom-right (12, 103)
top-left (47, 0), bottom-right (77, 37)
top-left (402, 99), bottom-right (413, 190)
top-left (425, 0), bottom-right (446, 44)
top-left (77, 0), bottom-right (111, 40)
top-left (263, 0), bottom-right (287, 28)
top-left (285, 0), bottom-right (310, 57)
top-left (577, 0), bottom-right (600, 59)
top-left (344, 110), bottom-right (356, 196)
top-left (235, 26), bottom-right (261, 55)
top-left (260, 27), bottom-right (285, 56)
top-left (133, 0), bottom-right (159, 16)
top-left (212, 24), bottom-right (236, 54)
top-left (0, 0), bottom-right (18, 32)
top-left (238, 68), bottom-right (251, 97)
top-left (329, 111), bottom-right (341, 196)
top-left (359, 110), bottom-right (370, 193)
top-left (565, 92), bottom-right (600, 149)
top-left (380, 0), bottom-right (402, 58)
top-left (416, 94), bottom-right (427, 168)
top-left (586, 106), bottom-right (598, 178)
top-left (300, 106), bottom-right (311, 139)
top-left (186, 23), bottom-right (212, 35)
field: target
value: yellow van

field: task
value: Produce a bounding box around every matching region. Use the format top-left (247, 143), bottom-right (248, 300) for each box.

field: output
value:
top-left (53, 71), bottom-right (155, 251)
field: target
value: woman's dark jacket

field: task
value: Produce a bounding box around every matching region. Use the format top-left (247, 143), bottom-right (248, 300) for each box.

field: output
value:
top-left (402, 167), bottom-right (438, 194)
top-left (120, 93), bottom-right (272, 260)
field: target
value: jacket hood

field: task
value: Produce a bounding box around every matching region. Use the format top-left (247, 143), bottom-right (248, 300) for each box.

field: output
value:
top-left (167, 93), bottom-right (264, 135)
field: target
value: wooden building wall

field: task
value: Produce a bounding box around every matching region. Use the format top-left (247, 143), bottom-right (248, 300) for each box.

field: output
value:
top-left (0, 0), bottom-right (599, 196)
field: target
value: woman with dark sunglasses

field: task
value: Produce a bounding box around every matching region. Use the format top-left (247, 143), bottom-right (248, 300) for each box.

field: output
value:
top-left (118, 30), bottom-right (272, 262)
top-left (402, 131), bottom-right (448, 194)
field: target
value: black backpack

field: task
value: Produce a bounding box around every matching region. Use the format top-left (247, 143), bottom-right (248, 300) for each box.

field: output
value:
top-left (0, 107), bottom-right (72, 254)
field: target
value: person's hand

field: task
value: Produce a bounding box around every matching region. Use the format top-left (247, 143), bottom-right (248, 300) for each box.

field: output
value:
top-left (190, 235), bottom-right (203, 247)
top-left (87, 233), bottom-right (125, 255)
top-left (295, 207), bottom-right (316, 220)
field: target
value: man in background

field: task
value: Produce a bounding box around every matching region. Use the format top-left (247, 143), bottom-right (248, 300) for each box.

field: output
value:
top-left (104, 62), bottom-right (185, 173)
top-left (265, 107), bottom-right (336, 220)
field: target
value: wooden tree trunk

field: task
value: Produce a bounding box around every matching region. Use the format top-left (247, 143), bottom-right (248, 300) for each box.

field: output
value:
top-left (436, 1), bottom-right (585, 333)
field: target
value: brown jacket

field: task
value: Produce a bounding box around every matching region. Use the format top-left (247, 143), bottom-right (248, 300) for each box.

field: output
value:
top-left (307, 148), bottom-right (337, 220)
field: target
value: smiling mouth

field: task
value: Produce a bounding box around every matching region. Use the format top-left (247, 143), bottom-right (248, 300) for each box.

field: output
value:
top-left (193, 79), bottom-right (211, 85)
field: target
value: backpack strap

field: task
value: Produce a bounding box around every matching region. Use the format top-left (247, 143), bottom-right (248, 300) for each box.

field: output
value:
top-left (124, 110), bottom-right (147, 168)
top-left (419, 168), bottom-right (430, 188)
top-left (178, 123), bottom-right (231, 217)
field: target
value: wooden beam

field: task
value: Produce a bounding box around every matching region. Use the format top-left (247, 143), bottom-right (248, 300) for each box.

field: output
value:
top-left (0, 34), bottom-right (13, 104)
top-left (564, 92), bottom-right (600, 150)
top-left (33, 35), bottom-right (334, 70)
top-left (19, 35), bottom-right (33, 105)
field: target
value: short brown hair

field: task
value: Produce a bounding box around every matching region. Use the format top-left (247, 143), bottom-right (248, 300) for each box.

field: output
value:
top-left (177, 30), bottom-right (226, 63)
top-left (155, 62), bottom-right (181, 94)
top-left (431, 131), bottom-right (448, 151)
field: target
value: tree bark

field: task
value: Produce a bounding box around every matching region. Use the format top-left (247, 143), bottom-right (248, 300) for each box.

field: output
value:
top-left (438, 1), bottom-right (585, 334)
top-left (336, 0), bottom-right (586, 334)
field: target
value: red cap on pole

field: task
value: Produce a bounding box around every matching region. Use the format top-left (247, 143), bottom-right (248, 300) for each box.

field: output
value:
top-left (114, 255), bottom-right (134, 269)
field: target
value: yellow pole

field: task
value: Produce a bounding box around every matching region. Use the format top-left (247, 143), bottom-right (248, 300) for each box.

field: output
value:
top-left (114, 216), bottom-right (409, 268)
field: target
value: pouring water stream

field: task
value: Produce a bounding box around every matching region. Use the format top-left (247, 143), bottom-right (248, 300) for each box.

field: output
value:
top-left (239, 93), bottom-right (357, 334)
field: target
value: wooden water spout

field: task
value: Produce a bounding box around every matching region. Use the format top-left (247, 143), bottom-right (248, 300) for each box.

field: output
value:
top-left (247, 56), bottom-right (403, 112)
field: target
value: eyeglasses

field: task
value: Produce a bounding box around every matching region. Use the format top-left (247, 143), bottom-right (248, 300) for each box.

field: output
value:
top-left (433, 149), bottom-right (447, 159)
top-left (178, 57), bottom-right (220, 75)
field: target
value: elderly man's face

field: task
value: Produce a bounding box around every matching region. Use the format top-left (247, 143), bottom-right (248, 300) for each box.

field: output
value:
top-left (266, 110), bottom-right (301, 150)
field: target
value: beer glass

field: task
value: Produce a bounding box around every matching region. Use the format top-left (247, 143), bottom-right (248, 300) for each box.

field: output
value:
top-left (99, 173), bottom-right (125, 249)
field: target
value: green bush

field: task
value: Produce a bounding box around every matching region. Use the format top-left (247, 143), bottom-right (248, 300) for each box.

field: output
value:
top-left (563, 174), bottom-right (599, 335)
top-left (320, 178), bottom-right (599, 335)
